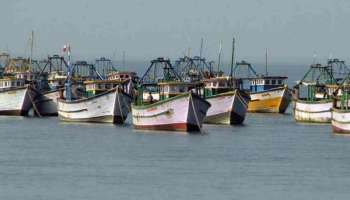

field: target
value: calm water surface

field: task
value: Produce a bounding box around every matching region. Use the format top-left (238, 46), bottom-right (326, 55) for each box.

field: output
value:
top-left (1, 64), bottom-right (350, 199)
top-left (0, 110), bottom-right (350, 200)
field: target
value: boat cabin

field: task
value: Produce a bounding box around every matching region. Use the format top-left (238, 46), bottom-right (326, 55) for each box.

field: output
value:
top-left (48, 71), bottom-right (67, 89)
top-left (202, 76), bottom-right (241, 97)
top-left (14, 71), bottom-right (40, 81)
top-left (108, 71), bottom-right (138, 82)
top-left (158, 81), bottom-right (195, 100)
top-left (139, 81), bottom-right (201, 104)
top-left (84, 79), bottom-right (126, 97)
top-left (0, 77), bottom-right (26, 91)
top-left (250, 76), bottom-right (287, 93)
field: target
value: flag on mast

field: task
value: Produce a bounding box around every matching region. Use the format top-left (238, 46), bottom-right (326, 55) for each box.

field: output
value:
top-left (62, 44), bottom-right (71, 56)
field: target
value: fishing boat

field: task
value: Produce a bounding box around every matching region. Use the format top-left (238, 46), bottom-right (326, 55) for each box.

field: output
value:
top-left (203, 77), bottom-right (249, 124)
top-left (293, 63), bottom-right (336, 123)
top-left (57, 47), bottom-right (132, 123)
top-left (331, 74), bottom-right (350, 133)
top-left (233, 60), bottom-right (291, 113)
top-left (202, 38), bottom-right (250, 124)
top-left (132, 58), bottom-right (211, 132)
top-left (0, 58), bottom-right (38, 116)
top-left (0, 77), bottom-right (36, 116)
top-left (58, 86), bottom-right (132, 123)
top-left (33, 55), bottom-right (68, 116)
top-left (35, 56), bottom-right (104, 116)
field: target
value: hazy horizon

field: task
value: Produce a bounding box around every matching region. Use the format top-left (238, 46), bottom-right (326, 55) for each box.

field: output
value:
top-left (1, 0), bottom-right (349, 65)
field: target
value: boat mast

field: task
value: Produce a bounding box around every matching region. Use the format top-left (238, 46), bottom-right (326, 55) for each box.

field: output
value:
top-left (217, 40), bottom-right (222, 76)
top-left (30, 30), bottom-right (34, 69)
top-left (199, 38), bottom-right (204, 71)
top-left (265, 48), bottom-right (268, 76)
top-left (230, 37), bottom-right (235, 78)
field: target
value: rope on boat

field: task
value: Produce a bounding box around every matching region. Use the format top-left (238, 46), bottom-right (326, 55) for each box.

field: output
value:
top-left (28, 85), bottom-right (42, 118)
top-left (190, 93), bottom-right (203, 133)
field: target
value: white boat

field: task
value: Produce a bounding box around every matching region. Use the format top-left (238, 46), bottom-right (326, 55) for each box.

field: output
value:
top-left (35, 89), bottom-right (61, 116)
top-left (132, 92), bottom-right (210, 131)
top-left (331, 108), bottom-right (350, 133)
top-left (0, 86), bottom-right (35, 116)
top-left (293, 99), bottom-right (333, 123)
top-left (0, 55), bottom-right (38, 116)
top-left (331, 72), bottom-right (350, 134)
top-left (58, 87), bottom-right (132, 123)
top-left (292, 63), bottom-right (337, 123)
top-left (205, 90), bottom-right (249, 124)
top-left (132, 57), bottom-right (210, 132)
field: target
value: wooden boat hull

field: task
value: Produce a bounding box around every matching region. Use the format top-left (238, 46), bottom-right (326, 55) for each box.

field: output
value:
top-left (331, 108), bottom-right (350, 133)
top-left (204, 90), bottom-right (249, 125)
top-left (0, 86), bottom-right (35, 116)
top-left (293, 99), bottom-right (332, 123)
top-left (58, 88), bottom-right (132, 123)
top-left (248, 86), bottom-right (291, 113)
top-left (35, 89), bottom-right (61, 116)
top-left (132, 93), bottom-right (211, 132)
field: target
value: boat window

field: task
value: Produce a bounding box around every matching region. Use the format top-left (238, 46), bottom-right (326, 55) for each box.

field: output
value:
top-left (272, 80), bottom-right (276, 85)
top-left (265, 80), bottom-right (270, 84)
top-left (17, 81), bottom-right (20, 86)
top-left (106, 84), bottom-right (111, 89)
top-left (278, 80), bottom-right (282, 84)
top-left (219, 81), bottom-right (225, 87)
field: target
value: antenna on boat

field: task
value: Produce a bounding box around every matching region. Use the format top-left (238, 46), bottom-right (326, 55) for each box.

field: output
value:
top-left (265, 48), bottom-right (268, 76)
top-left (230, 37), bottom-right (235, 79)
top-left (217, 40), bottom-right (222, 76)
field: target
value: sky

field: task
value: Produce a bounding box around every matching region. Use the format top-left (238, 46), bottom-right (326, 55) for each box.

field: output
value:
top-left (0, 0), bottom-right (350, 64)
